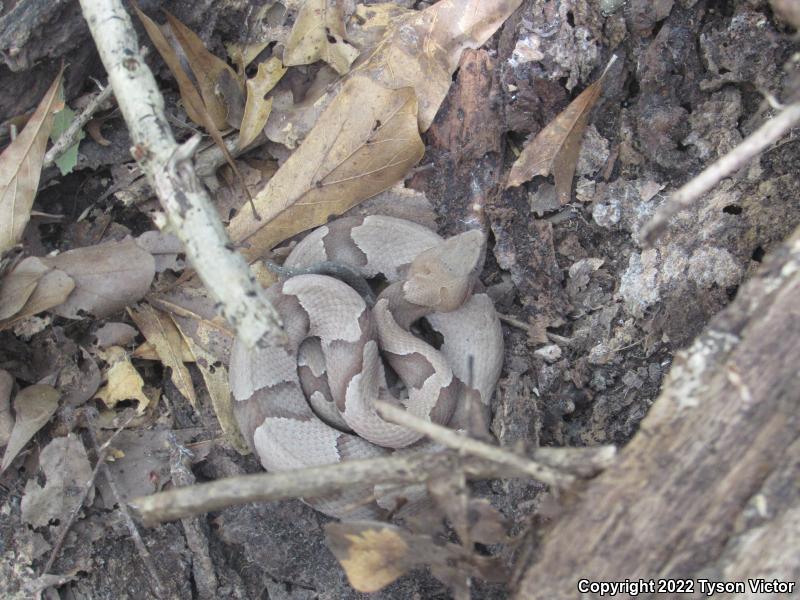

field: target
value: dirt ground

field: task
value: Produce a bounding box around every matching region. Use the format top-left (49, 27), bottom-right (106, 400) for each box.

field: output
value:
top-left (0, 0), bottom-right (798, 598)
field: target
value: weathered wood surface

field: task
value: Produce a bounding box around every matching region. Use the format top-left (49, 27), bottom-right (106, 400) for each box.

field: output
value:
top-left (516, 225), bottom-right (800, 598)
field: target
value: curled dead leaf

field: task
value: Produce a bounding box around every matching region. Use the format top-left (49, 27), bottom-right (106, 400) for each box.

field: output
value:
top-left (506, 56), bottom-right (617, 203)
top-left (0, 257), bottom-right (52, 320)
top-left (0, 258), bottom-right (75, 331)
top-left (0, 66), bottom-right (64, 253)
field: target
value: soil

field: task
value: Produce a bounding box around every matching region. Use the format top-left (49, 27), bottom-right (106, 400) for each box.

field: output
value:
top-left (0, 0), bottom-right (798, 598)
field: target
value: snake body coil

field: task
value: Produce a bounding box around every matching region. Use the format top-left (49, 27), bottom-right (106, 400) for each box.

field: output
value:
top-left (230, 215), bottom-right (503, 518)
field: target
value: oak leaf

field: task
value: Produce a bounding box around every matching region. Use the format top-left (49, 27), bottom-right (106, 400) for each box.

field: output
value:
top-left (133, 3), bottom-right (250, 196)
top-left (506, 56), bottom-right (616, 203)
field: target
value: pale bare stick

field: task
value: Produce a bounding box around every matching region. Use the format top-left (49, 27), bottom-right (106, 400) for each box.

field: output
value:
top-left (43, 83), bottom-right (114, 169)
top-left (641, 102), bottom-right (800, 246)
top-left (374, 400), bottom-right (575, 489)
top-left (78, 0), bottom-right (285, 349)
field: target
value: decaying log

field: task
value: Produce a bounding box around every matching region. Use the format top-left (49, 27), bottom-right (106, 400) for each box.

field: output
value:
top-left (516, 224), bottom-right (800, 598)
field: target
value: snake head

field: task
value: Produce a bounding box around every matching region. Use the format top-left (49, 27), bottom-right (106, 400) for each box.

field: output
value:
top-left (403, 229), bottom-right (486, 311)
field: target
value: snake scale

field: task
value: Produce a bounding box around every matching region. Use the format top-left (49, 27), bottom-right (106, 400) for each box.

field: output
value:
top-left (229, 215), bottom-right (504, 518)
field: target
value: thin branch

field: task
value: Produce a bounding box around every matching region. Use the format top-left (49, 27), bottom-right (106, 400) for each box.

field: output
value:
top-left (43, 83), bottom-right (114, 169)
top-left (641, 102), bottom-right (800, 246)
top-left (78, 0), bottom-right (286, 349)
top-left (373, 400), bottom-right (575, 489)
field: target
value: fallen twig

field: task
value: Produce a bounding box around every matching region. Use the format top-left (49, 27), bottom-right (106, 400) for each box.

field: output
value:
top-left (641, 101), bottom-right (800, 246)
top-left (78, 0), bottom-right (285, 349)
top-left (373, 400), bottom-right (575, 489)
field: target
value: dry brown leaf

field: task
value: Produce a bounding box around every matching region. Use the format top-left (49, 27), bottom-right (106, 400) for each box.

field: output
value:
top-left (326, 523), bottom-right (414, 592)
top-left (41, 239), bottom-right (155, 319)
top-left (0, 256), bottom-right (50, 320)
top-left (132, 2), bottom-right (206, 126)
top-left (237, 57), bottom-right (287, 150)
top-left (0, 258), bottom-right (76, 329)
top-left (0, 369), bottom-right (13, 447)
top-left (227, 75), bottom-right (424, 254)
top-left (506, 56), bottom-right (616, 202)
top-left (0, 66), bottom-right (64, 253)
top-left (20, 433), bottom-right (94, 528)
top-left (284, 0), bottom-right (360, 75)
top-left (96, 429), bottom-right (172, 505)
top-left (0, 384), bottom-right (60, 472)
top-left (173, 317), bottom-right (249, 453)
top-left (162, 10), bottom-right (245, 130)
top-left (347, 3), bottom-right (413, 53)
top-left (95, 346), bottom-right (151, 414)
top-left (356, 0), bottom-right (523, 131)
top-left (128, 303), bottom-right (197, 408)
top-left (133, 3), bottom-right (250, 196)
top-left (226, 0), bottom-right (519, 254)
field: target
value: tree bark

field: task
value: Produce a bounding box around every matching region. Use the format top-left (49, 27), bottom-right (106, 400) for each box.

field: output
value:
top-left (516, 225), bottom-right (800, 599)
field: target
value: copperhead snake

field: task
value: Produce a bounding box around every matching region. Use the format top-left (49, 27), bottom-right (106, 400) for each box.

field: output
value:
top-left (229, 215), bottom-right (504, 518)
